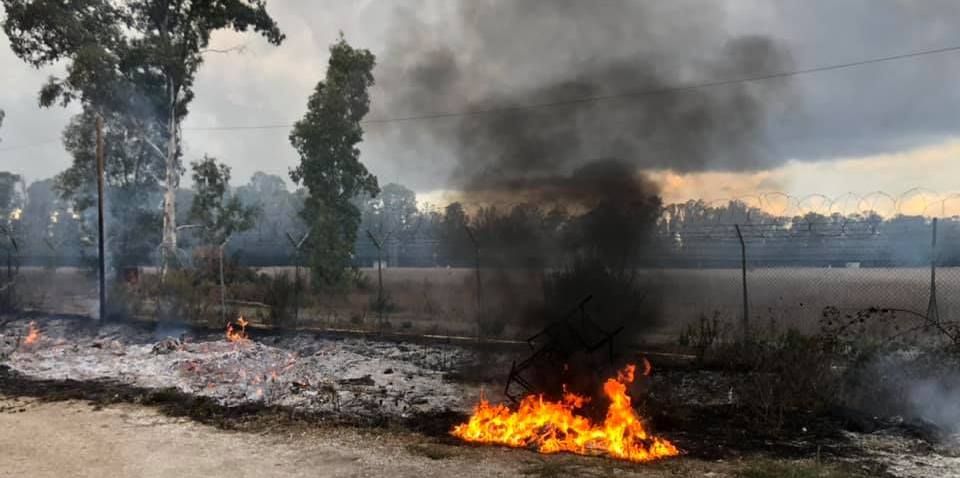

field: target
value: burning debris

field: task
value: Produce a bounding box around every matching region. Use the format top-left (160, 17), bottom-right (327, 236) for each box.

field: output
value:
top-left (22, 321), bottom-right (40, 346)
top-left (453, 363), bottom-right (679, 463)
top-left (226, 316), bottom-right (249, 343)
top-left (2, 317), bottom-right (474, 421)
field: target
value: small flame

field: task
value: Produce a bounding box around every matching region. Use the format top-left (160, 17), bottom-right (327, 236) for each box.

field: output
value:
top-left (23, 321), bottom-right (41, 346)
top-left (452, 363), bottom-right (679, 463)
top-left (226, 316), bottom-right (249, 343)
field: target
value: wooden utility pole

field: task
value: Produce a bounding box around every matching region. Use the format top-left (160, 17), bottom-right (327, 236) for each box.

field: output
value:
top-left (96, 116), bottom-right (107, 321)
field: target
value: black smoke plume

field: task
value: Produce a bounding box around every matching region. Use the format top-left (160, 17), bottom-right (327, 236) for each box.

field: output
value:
top-left (376, 1), bottom-right (792, 349)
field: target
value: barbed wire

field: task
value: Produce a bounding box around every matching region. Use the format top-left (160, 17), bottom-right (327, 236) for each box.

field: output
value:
top-left (432, 190), bottom-right (960, 221)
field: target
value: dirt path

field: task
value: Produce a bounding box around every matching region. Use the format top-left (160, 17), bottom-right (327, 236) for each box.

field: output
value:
top-left (0, 396), bottom-right (746, 478)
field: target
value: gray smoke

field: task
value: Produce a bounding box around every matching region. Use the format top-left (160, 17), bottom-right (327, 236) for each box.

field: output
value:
top-left (376, 0), bottom-right (794, 196)
top-left (908, 375), bottom-right (960, 434)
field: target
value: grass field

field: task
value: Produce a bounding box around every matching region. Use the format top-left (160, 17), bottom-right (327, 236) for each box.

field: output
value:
top-left (13, 265), bottom-right (959, 341)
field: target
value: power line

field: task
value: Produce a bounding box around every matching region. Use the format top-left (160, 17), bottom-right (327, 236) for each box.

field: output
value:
top-left (182, 43), bottom-right (960, 132)
top-left (6, 42), bottom-right (960, 142)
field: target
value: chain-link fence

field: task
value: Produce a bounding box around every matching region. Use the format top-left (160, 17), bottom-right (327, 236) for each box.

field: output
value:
top-left (7, 215), bottom-right (959, 341)
top-left (657, 219), bottom-right (959, 340)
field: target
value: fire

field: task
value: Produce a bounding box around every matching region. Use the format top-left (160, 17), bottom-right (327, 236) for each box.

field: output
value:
top-left (23, 321), bottom-right (41, 346)
top-left (452, 363), bottom-right (679, 463)
top-left (226, 316), bottom-right (249, 343)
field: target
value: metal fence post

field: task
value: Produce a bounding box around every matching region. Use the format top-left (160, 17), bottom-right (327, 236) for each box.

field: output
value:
top-left (464, 225), bottom-right (484, 320)
top-left (286, 231), bottom-right (310, 324)
top-left (927, 218), bottom-right (940, 324)
top-left (366, 230), bottom-right (385, 329)
top-left (735, 224), bottom-right (749, 339)
top-left (219, 239), bottom-right (228, 325)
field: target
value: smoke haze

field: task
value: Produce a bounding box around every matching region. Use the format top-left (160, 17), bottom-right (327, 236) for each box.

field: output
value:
top-left (376, 0), bottom-right (794, 200)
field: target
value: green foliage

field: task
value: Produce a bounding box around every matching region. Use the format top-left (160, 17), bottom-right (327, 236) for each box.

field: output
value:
top-left (3, 0), bottom-right (284, 115)
top-left (0, 172), bottom-right (24, 313)
top-left (289, 35), bottom-right (379, 287)
top-left (54, 108), bottom-right (163, 272)
top-left (359, 183), bottom-right (419, 238)
top-left (188, 156), bottom-right (259, 245)
top-left (0, 172), bottom-right (22, 215)
top-left (3, 0), bottom-right (285, 259)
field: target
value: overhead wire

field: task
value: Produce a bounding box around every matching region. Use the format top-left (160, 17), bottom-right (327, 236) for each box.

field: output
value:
top-left (181, 43), bottom-right (960, 131)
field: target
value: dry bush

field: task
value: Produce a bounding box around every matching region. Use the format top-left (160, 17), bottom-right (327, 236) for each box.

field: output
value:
top-left (704, 328), bottom-right (842, 431)
top-left (678, 310), bottom-right (732, 364)
top-left (142, 270), bottom-right (220, 326)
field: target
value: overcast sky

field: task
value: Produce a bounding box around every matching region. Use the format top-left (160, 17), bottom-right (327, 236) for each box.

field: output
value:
top-left (3, 0), bottom-right (960, 209)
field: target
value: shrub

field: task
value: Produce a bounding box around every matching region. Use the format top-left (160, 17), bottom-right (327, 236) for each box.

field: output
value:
top-left (541, 258), bottom-right (659, 337)
top-left (146, 270), bottom-right (219, 326)
top-left (261, 272), bottom-right (298, 328)
top-left (678, 311), bottom-right (729, 364)
top-left (710, 329), bottom-right (841, 431)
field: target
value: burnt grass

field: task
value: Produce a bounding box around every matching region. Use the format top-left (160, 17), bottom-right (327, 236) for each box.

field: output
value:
top-left (0, 314), bottom-right (904, 467)
top-left (0, 361), bottom-right (873, 463)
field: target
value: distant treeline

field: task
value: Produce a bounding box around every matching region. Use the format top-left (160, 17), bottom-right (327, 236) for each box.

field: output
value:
top-left (9, 173), bottom-right (960, 270)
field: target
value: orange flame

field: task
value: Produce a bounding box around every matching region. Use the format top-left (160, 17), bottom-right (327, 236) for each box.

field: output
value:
top-left (452, 364), bottom-right (679, 463)
top-left (226, 316), bottom-right (249, 343)
top-left (23, 322), bottom-right (41, 346)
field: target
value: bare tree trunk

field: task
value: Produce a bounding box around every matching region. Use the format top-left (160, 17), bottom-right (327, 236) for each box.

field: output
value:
top-left (160, 86), bottom-right (179, 276)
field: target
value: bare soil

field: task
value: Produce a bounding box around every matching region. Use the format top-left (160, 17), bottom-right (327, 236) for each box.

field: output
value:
top-left (0, 396), bottom-right (876, 478)
top-left (0, 395), bottom-right (748, 478)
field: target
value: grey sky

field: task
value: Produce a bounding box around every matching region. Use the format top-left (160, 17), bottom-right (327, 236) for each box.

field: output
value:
top-left (2, 0), bottom-right (960, 197)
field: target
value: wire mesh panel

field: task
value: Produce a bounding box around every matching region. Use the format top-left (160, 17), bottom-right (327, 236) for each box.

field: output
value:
top-left (937, 219), bottom-right (960, 323)
top-left (8, 205), bottom-right (955, 344)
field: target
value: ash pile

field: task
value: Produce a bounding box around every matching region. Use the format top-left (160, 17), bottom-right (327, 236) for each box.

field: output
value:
top-left (0, 316), bottom-right (476, 421)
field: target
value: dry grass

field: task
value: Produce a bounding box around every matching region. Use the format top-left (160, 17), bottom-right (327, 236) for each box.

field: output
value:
top-left (13, 266), bottom-right (959, 342)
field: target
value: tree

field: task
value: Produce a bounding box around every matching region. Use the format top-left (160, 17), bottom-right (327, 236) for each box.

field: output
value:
top-left (438, 202), bottom-right (470, 266)
top-left (0, 172), bottom-right (24, 309)
top-left (359, 183), bottom-right (419, 266)
top-left (188, 156), bottom-right (258, 246)
top-left (0, 173), bottom-right (22, 218)
top-left (289, 36), bottom-right (379, 286)
top-left (22, 179), bottom-right (84, 269)
top-left (54, 107), bottom-right (166, 271)
top-left (2, 0), bottom-right (285, 270)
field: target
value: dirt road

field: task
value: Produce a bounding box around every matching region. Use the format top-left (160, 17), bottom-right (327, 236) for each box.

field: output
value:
top-left (0, 396), bottom-right (727, 478)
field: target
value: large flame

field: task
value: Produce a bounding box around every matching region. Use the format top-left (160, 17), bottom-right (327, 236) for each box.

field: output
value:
top-left (451, 363), bottom-right (679, 463)
top-left (23, 321), bottom-right (41, 346)
top-left (226, 316), bottom-right (249, 343)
